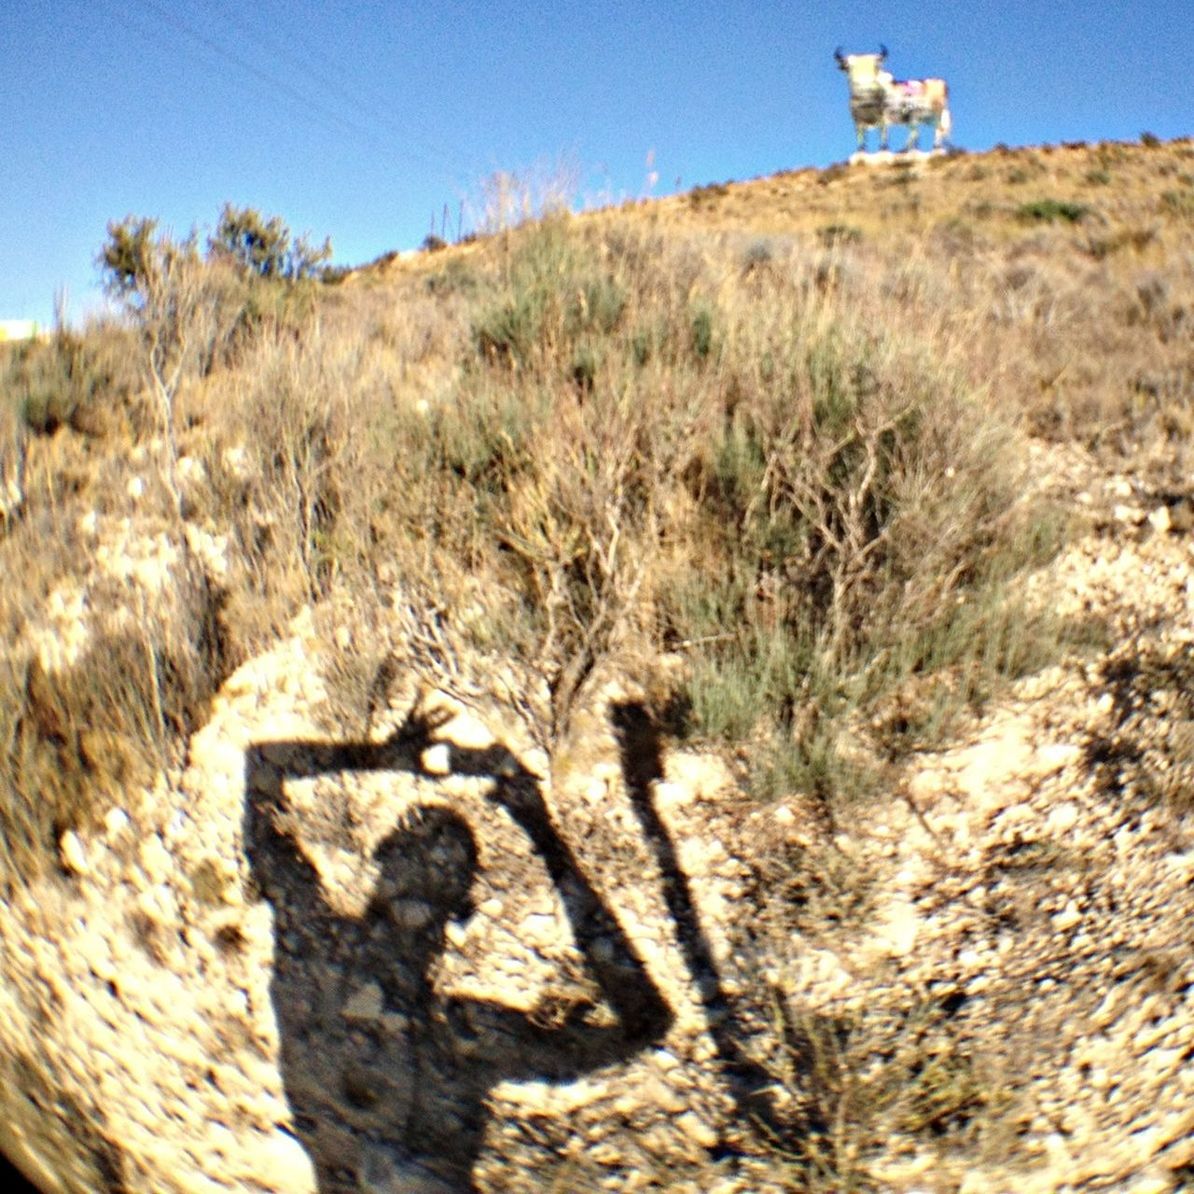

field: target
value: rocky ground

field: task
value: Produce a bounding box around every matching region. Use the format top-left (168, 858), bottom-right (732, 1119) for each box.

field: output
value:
top-left (0, 436), bottom-right (1192, 1194)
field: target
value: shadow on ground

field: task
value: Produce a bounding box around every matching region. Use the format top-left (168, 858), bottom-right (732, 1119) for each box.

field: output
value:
top-left (245, 701), bottom-right (820, 1191)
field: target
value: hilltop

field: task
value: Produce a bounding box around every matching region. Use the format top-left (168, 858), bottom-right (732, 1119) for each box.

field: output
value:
top-left (0, 136), bottom-right (1192, 1193)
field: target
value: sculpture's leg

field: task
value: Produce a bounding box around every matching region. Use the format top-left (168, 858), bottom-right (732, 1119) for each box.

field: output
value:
top-left (856, 123), bottom-right (866, 153)
top-left (936, 107), bottom-right (952, 149)
top-left (880, 122), bottom-right (888, 152)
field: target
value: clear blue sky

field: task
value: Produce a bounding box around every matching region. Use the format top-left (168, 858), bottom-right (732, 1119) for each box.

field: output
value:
top-left (2, 0), bottom-right (1189, 326)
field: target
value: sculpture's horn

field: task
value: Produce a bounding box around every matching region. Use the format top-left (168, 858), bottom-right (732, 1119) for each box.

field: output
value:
top-left (879, 43), bottom-right (889, 61)
top-left (834, 46), bottom-right (846, 66)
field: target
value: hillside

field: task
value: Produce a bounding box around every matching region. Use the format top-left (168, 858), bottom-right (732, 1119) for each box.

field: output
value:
top-left (0, 137), bottom-right (1192, 1193)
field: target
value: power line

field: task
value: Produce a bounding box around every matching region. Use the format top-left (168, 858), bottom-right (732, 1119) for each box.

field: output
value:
top-left (113, 0), bottom-right (469, 185)
top-left (204, 0), bottom-right (476, 178)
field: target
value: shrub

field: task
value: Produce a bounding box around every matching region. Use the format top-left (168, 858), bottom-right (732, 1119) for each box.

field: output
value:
top-left (817, 224), bottom-right (863, 248)
top-left (689, 181), bottom-right (731, 206)
top-left (1016, 199), bottom-right (1089, 224)
top-left (817, 163), bottom-right (850, 186)
top-left (1, 329), bottom-right (141, 438)
top-left (1161, 189), bottom-right (1194, 220)
top-left (0, 563), bottom-right (230, 889)
top-left (208, 204), bottom-right (331, 281)
top-left (98, 216), bottom-right (161, 299)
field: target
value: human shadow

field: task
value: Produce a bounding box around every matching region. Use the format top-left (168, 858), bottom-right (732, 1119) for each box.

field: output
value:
top-left (243, 709), bottom-right (673, 1193)
top-left (611, 702), bottom-right (814, 1154)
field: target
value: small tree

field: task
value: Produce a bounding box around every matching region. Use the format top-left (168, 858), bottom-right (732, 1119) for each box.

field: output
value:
top-left (98, 218), bottom-right (206, 498)
top-left (99, 216), bottom-right (160, 300)
top-left (208, 204), bottom-right (331, 281)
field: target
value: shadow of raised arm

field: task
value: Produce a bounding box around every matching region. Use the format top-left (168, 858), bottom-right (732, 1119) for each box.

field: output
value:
top-left (243, 707), bottom-right (450, 898)
top-left (435, 739), bottom-right (674, 1079)
top-left (242, 706), bottom-right (675, 1192)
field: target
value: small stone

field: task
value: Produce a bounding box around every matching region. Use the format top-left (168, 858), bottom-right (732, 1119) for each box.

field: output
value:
top-left (104, 807), bottom-right (130, 837)
top-left (59, 830), bottom-right (89, 876)
top-left (388, 899), bottom-right (434, 930)
top-left (439, 712), bottom-right (495, 751)
top-left (1147, 505), bottom-right (1172, 535)
top-left (1046, 802), bottom-right (1080, 834)
top-left (342, 981), bottom-right (384, 1022)
top-left (259, 1128), bottom-right (317, 1189)
top-left (675, 1112), bottom-right (718, 1149)
top-left (1169, 499), bottom-right (1194, 531)
top-left (421, 743), bottom-right (451, 775)
top-left (1053, 901), bottom-right (1081, 932)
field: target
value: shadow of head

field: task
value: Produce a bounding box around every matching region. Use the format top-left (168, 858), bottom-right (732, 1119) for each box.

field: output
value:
top-left (369, 807), bottom-right (480, 936)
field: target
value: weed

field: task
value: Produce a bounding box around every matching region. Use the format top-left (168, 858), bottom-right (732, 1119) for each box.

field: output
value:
top-left (1016, 199), bottom-right (1089, 224)
top-left (1161, 189), bottom-right (1194, 220)
top-left (817, 224), bottom-right (863, 248)
top-left (2, 328), bottom-right (141, 438)
top-left (817, 163), bottom-right (850, 186)
top-left (688, 181), bottom-right (731, 206)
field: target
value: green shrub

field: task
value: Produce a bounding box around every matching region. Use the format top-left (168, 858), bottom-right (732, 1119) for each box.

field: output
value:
top-left (1016, 199), bottom-right (1089, 224)
top-left (657, 306), bottom-right (1067, 799)
top-left (208, 203), bottom-right (331, 281)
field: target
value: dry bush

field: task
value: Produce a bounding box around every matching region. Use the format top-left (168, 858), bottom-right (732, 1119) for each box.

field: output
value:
top-left (0, 326), bottom-right (142, 439)
top-left (0, 544), bottom-right (229, 890)
top-left (202, 217), bottom-right (1065, 792)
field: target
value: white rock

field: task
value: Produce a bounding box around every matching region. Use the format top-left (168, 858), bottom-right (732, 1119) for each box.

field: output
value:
top-left (439, 711), bottom-right (496, 751)
top-left (104, 807), bottom-right (131, 837)
top-left (1147, 505), bottom-right (1172, 535)
top-left (221, 444), bottom-right (250, 478)
top-left (175, 456), bottom-right (207, 488)
top-left (258, 1129), bottom-right (317, 1192)
top-left (1113, 504), bottom-right (1144, 525)
top-left (675, 1111), bottom-right (718, 1149)
top-left (1046, 802), bottom-right (1080, 834)
top-left (421, 743), bottom-right (451, 775)
top-left (872, 897), bottom-right (920, 958)
top-left (59, 830), bottom-right (89, 876)
top-left (1053, 901), bottom-right (1082, 932)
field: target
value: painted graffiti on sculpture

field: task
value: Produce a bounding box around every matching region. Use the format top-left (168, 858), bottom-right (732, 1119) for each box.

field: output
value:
top-left (835, 45), bottom-right (952, 163)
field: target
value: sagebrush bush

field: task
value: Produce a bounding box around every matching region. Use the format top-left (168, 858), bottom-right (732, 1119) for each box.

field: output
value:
top-left (279, 218), bottom-right (1067, 786)
top-left (1016, 198), bottom-right (1089, 224)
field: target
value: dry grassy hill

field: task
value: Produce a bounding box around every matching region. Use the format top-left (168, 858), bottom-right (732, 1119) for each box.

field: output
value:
top-left (0, 137), bottom-right (1192, 1193)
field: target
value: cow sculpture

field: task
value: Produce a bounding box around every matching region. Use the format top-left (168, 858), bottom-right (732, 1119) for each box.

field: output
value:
top-left (835, 46), bottom-right (951, 153)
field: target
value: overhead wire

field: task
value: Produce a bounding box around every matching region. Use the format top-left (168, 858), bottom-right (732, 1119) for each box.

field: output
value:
top-left (204, 0), bottom-right (477, 180)
top-left (110, 0), bottom-right (471, 186)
